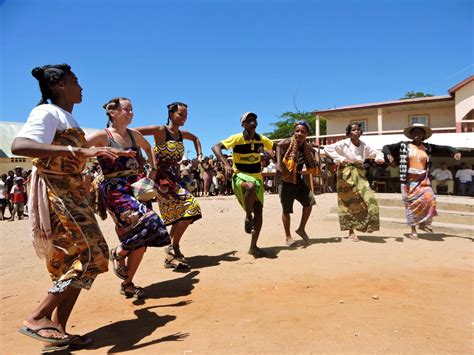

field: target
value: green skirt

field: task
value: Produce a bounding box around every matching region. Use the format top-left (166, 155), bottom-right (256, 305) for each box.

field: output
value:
top-left (336, 164), bottom-right (379, 233)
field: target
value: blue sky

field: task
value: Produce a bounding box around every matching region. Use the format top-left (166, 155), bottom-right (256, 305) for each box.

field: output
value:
top-left (1, 0), bottom-right (472, 156)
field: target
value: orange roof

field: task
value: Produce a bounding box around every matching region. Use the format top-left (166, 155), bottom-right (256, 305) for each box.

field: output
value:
top-left (448, 75), bottom-right (474, 96)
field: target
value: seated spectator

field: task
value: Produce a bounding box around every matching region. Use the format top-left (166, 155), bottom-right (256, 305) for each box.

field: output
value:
top-left (455, 162), bottom-right (473, 196)
top-left (431, 162), bottom-right (454, 195)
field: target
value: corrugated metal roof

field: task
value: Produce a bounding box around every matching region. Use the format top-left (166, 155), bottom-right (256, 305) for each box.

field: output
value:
top-left (0, 121), bottom-right (100, 157)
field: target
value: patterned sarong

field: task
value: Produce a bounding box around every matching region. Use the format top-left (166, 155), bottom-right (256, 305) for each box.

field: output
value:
top-left (153, 136), bottom-right (202, 226)
top-left (232, 172), bottom-right (264, 209)
top-left (401, 174), bottom-right (437, 226)
top-left (30, 128), bottom-right (109, 293)
top-left (336, 164), bottom-right (379, 232)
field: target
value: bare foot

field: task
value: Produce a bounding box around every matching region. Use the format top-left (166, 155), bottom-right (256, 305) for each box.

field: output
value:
top-left (285, 237), bottom-right (296, 247)
top-left (248, 247), bottom-right (267, 258)
top-left (295, 229), bottom-right (310, 244)
top-left (348, 231), bottom-right (359, 242)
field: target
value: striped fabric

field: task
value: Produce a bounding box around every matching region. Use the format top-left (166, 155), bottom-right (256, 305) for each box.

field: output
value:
top-left (221, 131), bottom-right (274, 179)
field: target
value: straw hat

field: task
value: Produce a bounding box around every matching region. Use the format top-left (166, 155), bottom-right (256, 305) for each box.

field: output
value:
top-left (403, 123), bottom-right (432, 140)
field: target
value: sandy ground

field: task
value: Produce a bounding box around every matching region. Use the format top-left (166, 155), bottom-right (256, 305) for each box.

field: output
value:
top-left (0, 193), bottom-right (473, 354)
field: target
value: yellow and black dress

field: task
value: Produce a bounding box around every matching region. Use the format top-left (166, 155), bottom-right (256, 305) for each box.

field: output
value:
top-left (153, 128), bottom-right (202, 225)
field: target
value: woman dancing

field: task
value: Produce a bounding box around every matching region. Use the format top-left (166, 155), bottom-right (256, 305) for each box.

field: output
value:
top-left (136, 102), bottom-right (202, 269)
top-left (12, 64), bottom-right (129, 349)
top-left (382, 123), bottom-right (461, 239)
top-left (324, 122), bottom-right (385, 241)
top-left (86, 97), bottom-right (171, 298)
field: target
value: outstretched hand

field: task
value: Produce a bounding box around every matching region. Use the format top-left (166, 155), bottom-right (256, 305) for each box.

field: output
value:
top-left (453, 152), bottom-right (462, 161)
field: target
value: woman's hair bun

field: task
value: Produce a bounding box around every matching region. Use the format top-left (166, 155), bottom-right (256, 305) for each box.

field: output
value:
top-left (31, 67), bottom-right (44, 80)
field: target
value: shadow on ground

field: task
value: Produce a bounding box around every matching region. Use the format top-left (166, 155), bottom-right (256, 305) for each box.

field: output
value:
top-left (44, 303), bottom-right (190, 354)
top-left (187, 250), bottom-right (239, 269)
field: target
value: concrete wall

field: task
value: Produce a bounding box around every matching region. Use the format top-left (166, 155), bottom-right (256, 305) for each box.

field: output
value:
top-left (454, 81), bottom-right (474, 121)
top-left (326, 106), bottom-right (455, 135)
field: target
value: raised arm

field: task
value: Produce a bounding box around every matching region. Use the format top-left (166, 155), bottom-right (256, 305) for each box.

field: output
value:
top-left (134, 125), bottom-right (162, 136)
top-left (212, 142), bottom-right (232, 177)
top-left (181, 129), bottom-right (203, 161)
top-left (130, 129), bottom-right (157, 178)
top-left (430, 144), bottom-right (461, 160)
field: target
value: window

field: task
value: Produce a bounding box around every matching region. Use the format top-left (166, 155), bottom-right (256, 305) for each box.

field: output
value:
top-left (409, 115), bottom-right (429, 126)
top-left (350, 119), bottom-right (367, 132)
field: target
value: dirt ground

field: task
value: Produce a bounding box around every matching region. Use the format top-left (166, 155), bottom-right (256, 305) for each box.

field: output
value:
top-left (0, 193), bottom-right (472, 354)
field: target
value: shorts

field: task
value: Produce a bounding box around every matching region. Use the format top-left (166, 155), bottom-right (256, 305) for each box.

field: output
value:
top-left (278, 179), bottom-right (315, 214)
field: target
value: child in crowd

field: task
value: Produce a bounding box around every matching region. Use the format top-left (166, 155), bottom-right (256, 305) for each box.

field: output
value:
top-left (9, 177), bottom-right (27, 221)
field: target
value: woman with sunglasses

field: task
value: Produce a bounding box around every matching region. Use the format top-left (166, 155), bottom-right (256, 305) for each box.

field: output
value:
top-left (136, 102), bottom-right (203, 270)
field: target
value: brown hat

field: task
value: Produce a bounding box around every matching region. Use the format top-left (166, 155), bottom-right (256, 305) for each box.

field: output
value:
top-left (240, 112), bottom-right (257, 123)
top-left (403, 123), bottom-right (432, 140)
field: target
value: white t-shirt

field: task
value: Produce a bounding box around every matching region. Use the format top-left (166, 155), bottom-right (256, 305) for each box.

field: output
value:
top-left (455, 169), bottom-right (474, 183)
top-left (431, 168), bottom-right (453, 181)
top-left (16, 104), bottom-right (80, 144)
top-left (0, 180), bottom-right (5, 199)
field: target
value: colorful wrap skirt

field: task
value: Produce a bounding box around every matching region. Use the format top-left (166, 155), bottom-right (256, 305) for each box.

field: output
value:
top-left (336, 164), bottom-right (380, 233)
top-left (31, 128), bottom-right (109, 293)
top-left (100, 175), bottom-right (170, 250)
top-left (401, 174), bottom-right (437, 226)
top-left (153, 140), bottom-right (202, 226)
top-left (232, 172), bottom-right (265, 210)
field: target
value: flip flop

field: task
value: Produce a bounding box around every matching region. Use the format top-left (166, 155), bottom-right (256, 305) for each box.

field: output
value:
top-left (18, 326), bottom-right (67, 344)
top-left (43, 334), bottom-right (92, 352)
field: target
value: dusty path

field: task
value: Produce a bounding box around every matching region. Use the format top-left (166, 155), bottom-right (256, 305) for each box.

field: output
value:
top-left (1, 194), bottom-right (472, 354)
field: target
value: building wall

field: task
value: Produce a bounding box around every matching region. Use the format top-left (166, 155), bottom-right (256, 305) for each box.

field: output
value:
top-left (454, 81), bottom-right (474, 121)
top-left (0, 158), bottom-right (33, 174)
top-left (326, 106), bottom-right (455, 135)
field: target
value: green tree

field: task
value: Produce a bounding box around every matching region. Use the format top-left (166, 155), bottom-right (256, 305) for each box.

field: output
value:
top-left (265, 111), bottom-right (327, 139)
top-left (399, 91), bottom-right (433, 100)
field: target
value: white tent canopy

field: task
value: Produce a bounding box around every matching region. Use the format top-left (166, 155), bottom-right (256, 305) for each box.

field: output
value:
top-left (360, 132), bottom-right (474, 150)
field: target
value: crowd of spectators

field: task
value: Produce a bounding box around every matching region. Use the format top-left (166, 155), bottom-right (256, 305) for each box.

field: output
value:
top-left (0, 166), bottom-right (31, 221)
top-left (2, 157), bottom-right (472, 223)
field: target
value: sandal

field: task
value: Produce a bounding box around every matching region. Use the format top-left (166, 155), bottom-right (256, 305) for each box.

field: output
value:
top-left (164, 254), bottom-right (190, 270)
top-left (110, 247), bottom-right (128, 280)
top-left (165, 245), bottom-right (187, 263)
top-left (120, 282), bottom-right (145, 299)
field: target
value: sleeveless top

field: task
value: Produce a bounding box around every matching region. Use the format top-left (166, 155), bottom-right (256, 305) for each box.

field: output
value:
top-left (98, 128), bottom-right (141, 176)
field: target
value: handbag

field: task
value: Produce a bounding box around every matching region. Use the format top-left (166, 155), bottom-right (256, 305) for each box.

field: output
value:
top-left (130, 177), bottom-right (158, 201)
